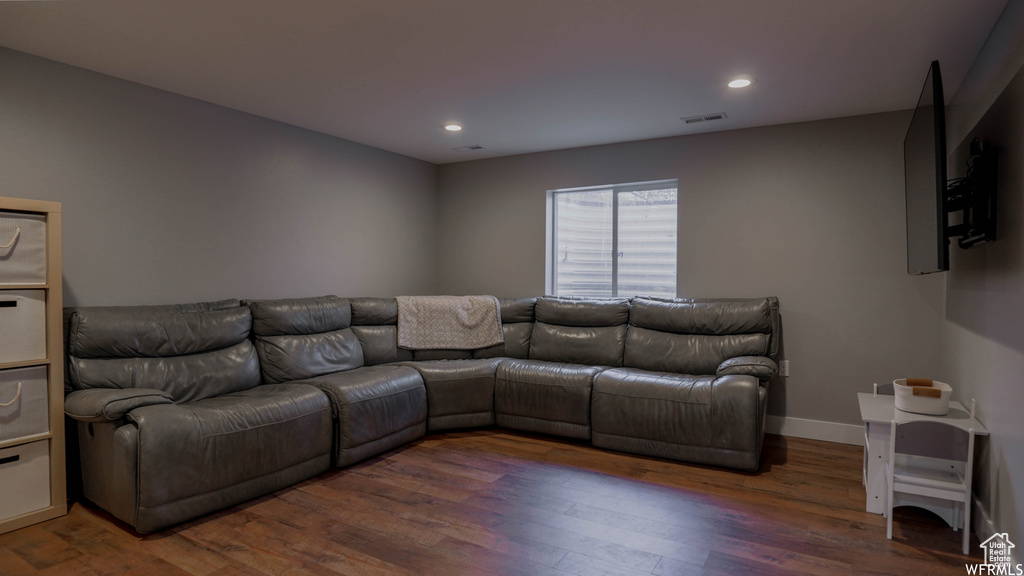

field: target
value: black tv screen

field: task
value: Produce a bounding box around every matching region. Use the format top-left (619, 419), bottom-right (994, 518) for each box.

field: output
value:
top-left (904, 60), bottom-right (947, 274)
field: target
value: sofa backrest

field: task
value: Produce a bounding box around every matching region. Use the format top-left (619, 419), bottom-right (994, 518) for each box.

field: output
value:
top-left (350, 297), bottom-right (537, 364)
top-left (529, 297), bottom-right (630, 366)
top-left (349, 297), bottom-right (415, 365)
top-left (65, 299), bottom-right (261, 403)
top-left (473, 297), bottom-right (536, 360)
top-left (624, 296), bottom-right (779, 374)
top-left (247, 295), bottom-right (364, 383)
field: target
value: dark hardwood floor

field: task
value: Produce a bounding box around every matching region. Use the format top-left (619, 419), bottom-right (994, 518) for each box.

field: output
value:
top-left (0, 431), bottom-right (982, 575)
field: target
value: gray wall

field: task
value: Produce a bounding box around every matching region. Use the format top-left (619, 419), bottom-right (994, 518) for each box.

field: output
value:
top-left (940, 0), bottom-right (1024, 551)
top-left (437, 112), bottom-right (947, 427)
top-left (0, 47), bottom-right (439, 306)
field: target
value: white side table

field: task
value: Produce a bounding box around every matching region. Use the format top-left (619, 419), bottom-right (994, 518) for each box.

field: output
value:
top-left (858, 392), bottom-right (989, 526)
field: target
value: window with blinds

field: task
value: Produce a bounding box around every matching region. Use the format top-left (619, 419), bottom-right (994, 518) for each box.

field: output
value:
top-left (547, 180), bottom-right (677, 298)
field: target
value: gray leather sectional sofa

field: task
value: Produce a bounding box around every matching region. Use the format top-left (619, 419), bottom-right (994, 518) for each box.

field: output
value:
top-left (63, 295), bottom-right (779, 533)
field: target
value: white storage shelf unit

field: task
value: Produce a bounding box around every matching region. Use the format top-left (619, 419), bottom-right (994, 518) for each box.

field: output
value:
top-left (0, 196), bottom-right (66, 534)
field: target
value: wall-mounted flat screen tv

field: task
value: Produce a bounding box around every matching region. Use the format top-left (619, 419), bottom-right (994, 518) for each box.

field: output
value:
top-left (904, 60), bottom-right (947, 275)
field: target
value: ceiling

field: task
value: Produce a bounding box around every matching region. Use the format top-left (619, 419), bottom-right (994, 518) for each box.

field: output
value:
top-left (0, 0), bottom-right (1010, 164)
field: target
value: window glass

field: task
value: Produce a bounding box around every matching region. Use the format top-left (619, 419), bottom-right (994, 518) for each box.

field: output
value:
top-left (553, 190), bottom-right (613, 297)
top-left (616, 187), bottom-right (677, 297)
top-left (549, 181), bottom-right (677, 298)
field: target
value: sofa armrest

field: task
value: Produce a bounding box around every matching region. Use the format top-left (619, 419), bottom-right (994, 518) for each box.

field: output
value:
top-left (716, 356), bottom-right (778, 381)
top-left (65, 388), bottom-right (175, 422)
top-left (709, 374), bottom-right (769, 470)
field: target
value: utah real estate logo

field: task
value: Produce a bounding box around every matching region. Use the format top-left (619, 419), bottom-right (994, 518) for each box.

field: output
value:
top-left (966, 533), bottom-right (1022, 575)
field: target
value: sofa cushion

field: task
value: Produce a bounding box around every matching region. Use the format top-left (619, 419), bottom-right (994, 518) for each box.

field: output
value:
top-left (350, 297), bottom-right (398, 325)
top-left (528, 297), bottom-right (629, 366)
top-left (530, 324), bottom-right (627, 366)
top-left (624, 327), bottom-right (769, 375)
top-left (128, 382), bottom-right (332, 529)
top-left (592, 369), bottom-right (715, 447)
top-left (249, 295), bottom-right (352, 336)
top-left (468, 296), bottom-right (536, 359)
top-left (403, 358), bottom-right (501, 431)
top-left (473, 322), bottom-right (533, 359)
top-left (348, 298), bottom-right (415, 366)
top-left (535, 296), bottom-right (629, 326)
top-left (247, 296), bottom-right (364, 384)
top-left (591, 368), bottom-right (765, 470)
top-left (498, 297), bottom-right (537, 323)
top-left (350, 325), bottom-right (413, 365)
top-left (299, 365), bottom-right (426, 467)
top-left (629, 297), bottom-right (774, 335)
top-left (66, 304), bottom-right (261, 403)
top-left (624, 297), bottom-right (777, 374)
top-left (68, 304), bottom-right (250, 359)
top-left (494, 358), bottom-right (602, 439)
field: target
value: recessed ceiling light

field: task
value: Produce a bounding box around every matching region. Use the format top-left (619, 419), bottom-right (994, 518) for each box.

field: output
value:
top-left (443, 123), bottom-right (463, 132)
top-left (728, 78), bottom-right (755, 88)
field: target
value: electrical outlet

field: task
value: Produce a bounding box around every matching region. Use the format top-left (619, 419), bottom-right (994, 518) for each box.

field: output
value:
top-left (779, 360), bottom-right (790, 377)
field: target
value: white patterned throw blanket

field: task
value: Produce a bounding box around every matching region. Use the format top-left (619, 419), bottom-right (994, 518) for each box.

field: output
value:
top-left (396, 295), bottom-right (504, 350)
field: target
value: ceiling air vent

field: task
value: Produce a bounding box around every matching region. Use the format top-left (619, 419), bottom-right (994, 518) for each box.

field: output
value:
top-left (681, 112), bottom-right (728, 124)
top-left (452, 145), bottom-right (484, 152)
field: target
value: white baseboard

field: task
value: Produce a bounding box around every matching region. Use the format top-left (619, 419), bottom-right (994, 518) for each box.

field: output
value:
top-left (972, 498), bottom-right (1000, 550)
top-left (766, 415), bottom-right (864, 446)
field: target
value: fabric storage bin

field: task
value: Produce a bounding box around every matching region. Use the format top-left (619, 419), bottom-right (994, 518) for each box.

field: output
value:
top-left (0, 211), bottom-right (47, 285)
top-left (0, 290), bottom-right (47, 364)
top-left (0, 366), bottom-right (49, 443)
top-left (893, 378), bottom-right (952, 415)
top-left (0, 440), bottom-right (51, 521)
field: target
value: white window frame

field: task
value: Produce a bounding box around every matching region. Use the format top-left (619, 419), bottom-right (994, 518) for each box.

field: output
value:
top-left (545, 179), bottom-right (678, 298)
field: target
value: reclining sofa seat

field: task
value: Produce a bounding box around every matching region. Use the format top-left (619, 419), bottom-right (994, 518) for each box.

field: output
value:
top-left (591, 296), bottom-right (780, 471)
top-left (246, 296), bottom-right (426, 468)
top-left (63, 299), bottom-right (332, 534)
top-left (495, 297), bottom-right (629, 440)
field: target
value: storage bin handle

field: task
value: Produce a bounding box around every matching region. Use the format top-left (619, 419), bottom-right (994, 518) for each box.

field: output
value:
top-left (0, 225), bottom-right (21, 251)
top-left (0, 381), bottom-right (22, 407)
